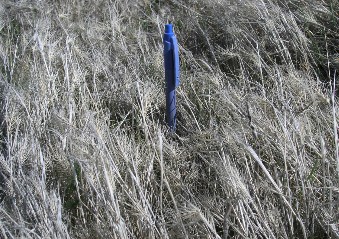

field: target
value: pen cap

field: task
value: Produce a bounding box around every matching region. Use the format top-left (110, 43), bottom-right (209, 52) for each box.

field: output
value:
top-left (163, 23), bottom-right (179, 87)
top-left (165, 24), bottom-right (173, 34)
top-left (164, 24), bottom-right (174, 42)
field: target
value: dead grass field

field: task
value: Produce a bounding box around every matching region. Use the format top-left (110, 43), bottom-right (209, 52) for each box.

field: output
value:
top-left (0, 0), bottom-right (338, 238)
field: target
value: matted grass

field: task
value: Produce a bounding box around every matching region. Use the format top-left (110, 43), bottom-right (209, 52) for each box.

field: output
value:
top-left (0, 0), bottom-right (338, 238)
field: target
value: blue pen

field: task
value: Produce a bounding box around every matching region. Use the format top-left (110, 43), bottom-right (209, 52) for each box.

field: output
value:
top-left (163, 23), bottom-right (180, 131)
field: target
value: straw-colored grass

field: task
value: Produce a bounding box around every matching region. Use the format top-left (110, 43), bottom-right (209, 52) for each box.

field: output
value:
top-left (0, 0), bottom-right (338, 238)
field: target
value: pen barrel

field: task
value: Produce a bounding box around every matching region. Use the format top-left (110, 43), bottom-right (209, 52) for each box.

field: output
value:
top-left (164, 40), bottom-right (177, 131)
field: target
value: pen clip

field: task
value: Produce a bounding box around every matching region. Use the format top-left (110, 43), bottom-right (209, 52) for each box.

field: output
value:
top-left (171, 35), bottom-right (180, 87)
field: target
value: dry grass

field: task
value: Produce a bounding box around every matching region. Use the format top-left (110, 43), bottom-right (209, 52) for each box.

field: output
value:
top-left (0, 0), bottom-right (338, 238)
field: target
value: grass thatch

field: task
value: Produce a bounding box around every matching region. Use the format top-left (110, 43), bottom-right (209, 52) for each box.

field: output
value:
top-left (0, 0), bottom-right (338, 238)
